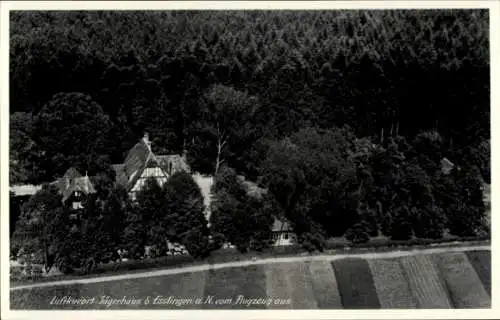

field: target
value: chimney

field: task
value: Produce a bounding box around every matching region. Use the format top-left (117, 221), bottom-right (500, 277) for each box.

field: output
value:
top-left (143, 132), bottom-right (151, 149)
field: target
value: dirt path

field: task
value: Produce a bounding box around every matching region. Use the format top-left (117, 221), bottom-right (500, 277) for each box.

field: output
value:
top-left (10, 244), bottom-right (489, 291)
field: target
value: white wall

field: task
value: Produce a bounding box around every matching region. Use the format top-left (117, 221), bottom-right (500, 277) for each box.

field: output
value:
top-left (273, 231), bottom-right (294, 246)
top-left (130, 167), bottom-right (168, 193)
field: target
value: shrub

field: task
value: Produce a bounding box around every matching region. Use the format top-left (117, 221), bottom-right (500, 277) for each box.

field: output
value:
top-left (389, 206), bottom-right (413, 240)
top-left (345, 221), bottom-right (371, 244)
top-left (10, 266), bottom-right (24, 281)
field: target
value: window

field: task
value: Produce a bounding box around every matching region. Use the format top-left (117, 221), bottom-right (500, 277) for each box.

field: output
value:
top-left (72, 202), bottom-right (82, 210)
top-left (283, 233), bottom-right (289, 240)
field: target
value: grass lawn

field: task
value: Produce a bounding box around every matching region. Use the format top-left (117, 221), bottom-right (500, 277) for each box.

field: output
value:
top-left (202, 265), bottom-right (267, 309)
top-left (399, 255), bottom-right (452, 308)
top-left (466, 250), bottom-right (491, 295)
top-left (368, 258), bottom-right (418, 309)
top-left (308, 260), bottom-right (343, 309)
top-left (11, 271), bottom-right (210, 310)
top-left (264, 262), bottom-right (293, 309)
top-left (433, 252), bottom-right (490, 308)
top-left (285, 262), bottom-right (318, 309)
top-left (331, 258), bottom-right (380, 309)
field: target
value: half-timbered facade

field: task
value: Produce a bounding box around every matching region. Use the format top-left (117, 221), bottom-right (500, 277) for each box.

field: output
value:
top-left (112, 133), bottom-right (190, 200)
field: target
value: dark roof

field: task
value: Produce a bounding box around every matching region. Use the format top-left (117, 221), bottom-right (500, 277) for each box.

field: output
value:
top-left (50, 167), bottom-right (85, 196)
top-left (61, 176), bottom-right (97, 202)
top-left (63, 167), bottom-right (83, 180)
top-left (122, 138), bottom-right (151, 180)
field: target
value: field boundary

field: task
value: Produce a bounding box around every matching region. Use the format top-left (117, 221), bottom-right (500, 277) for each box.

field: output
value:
top-left (10, 243), bottom-right (490, 292)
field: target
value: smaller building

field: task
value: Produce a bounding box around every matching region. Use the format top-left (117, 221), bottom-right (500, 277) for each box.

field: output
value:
top-left (50, 167), bottom-right (97, 210)
top-left (272, 218), bottom-right (295, 246)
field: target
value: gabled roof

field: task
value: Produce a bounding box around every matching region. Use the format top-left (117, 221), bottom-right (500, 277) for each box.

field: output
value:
top-left (126, 154), bottom-right (169, 192)
top-left (51, 167), bottom-right (82, 193)
top-left (122, 138), bottom-right (152, 180)
top-left (63, 167), bottom-right (83, 180)
top-left (61, 176), bottom-right (97, 202)
top-left (156, 155), bottom-right (190, 175)
top-left (272, 218), bottom-right (292, 232)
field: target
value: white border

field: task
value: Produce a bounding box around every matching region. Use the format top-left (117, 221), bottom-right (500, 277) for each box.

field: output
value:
top-left (1, 1), bottom-right (499, 319)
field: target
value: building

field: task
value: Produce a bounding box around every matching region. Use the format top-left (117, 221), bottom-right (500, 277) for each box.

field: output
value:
top-left (9, 168), bottom-right (97, 233)
top-left (112, 133), bottom-right (190, 200)
top-left (50, 167), bottom-right (97, 210)
top-left (10, 133), bottom-right (191, 208)
top-left (10, 167), bottom-right (97, 209)
top-left (272, 218), bottom-right (295, 246)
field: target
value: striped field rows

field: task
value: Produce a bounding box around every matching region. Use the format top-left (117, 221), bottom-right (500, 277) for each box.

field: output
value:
top-left (11, 250), bottom-right (491, 309)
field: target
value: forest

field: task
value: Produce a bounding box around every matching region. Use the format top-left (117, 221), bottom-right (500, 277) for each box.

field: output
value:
top-left (9, 10), bottom-right (490, 273)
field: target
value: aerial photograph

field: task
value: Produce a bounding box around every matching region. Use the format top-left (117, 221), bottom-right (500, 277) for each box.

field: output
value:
top-left (7, 8), bottom-right (491, 310)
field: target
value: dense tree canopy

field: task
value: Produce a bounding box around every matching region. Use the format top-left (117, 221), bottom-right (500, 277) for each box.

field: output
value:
top-left (9, 10), bottom-right (490, 260)
top-left (9, 10), bottom-right (489, 184)
top-left (211, 165), bottom-right (274, 253)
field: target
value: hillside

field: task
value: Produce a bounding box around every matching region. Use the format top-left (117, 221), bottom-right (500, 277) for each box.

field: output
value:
top-left (10, 249), bottom-right (490, 309)
top-left (10, 10), bottom-right (489, 183)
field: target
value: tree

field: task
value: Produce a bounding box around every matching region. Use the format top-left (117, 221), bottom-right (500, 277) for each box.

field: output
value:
top-left (100, 186), bottom-right (129, 260)
top-left (197, 84), bottom-right (260, 174)
top-left (76, 194), bottom-right (104, 273)
top-left (260, 128), bottom-right (358, 243)
top-left (9, 11), bottom-right (490, 250)
top-left (11, 185), bottom-right (69, 273)
top-left (135, 177), bottom-right (168, 253)
top-left (122, 201), bottom-right (147, 260)
top-left (9, 112), bottom-right (43, 183)
top-left (446, 166), bottom-right (487, 237)
top-left (344, 220), bottom-right (371, 244)
top-left (412, 204), bottom-right (445, 239)
top-left (210, 165), bottom-right (274, 253)
top-left (163, 172), bottom-right (211, 258)
top-left (411, 131), bottom-right (444, 176)
top-left (388, 205), bottom-right (413, 240)
top-left (33, 92), bottom-right (115, 182)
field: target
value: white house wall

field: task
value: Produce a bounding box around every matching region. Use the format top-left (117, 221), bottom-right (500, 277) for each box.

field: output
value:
top-left (130, 167), bottom-right (168, 193)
